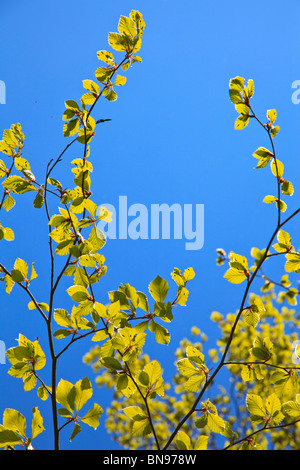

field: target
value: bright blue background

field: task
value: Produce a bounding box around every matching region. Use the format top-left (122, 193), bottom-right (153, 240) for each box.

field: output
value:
top-left (1, 0), bottom-right (300, 450)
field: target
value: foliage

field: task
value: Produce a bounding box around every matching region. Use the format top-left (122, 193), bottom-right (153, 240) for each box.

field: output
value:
top-left (1, 11), bottom-right (300, 451)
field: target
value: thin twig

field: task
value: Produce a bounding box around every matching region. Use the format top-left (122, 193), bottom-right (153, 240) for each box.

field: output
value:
top-left (223, 418), bottom-right (300, 450)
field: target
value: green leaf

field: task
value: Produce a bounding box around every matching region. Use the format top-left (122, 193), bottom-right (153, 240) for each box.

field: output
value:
top-left (253, 147), bottom-right (273, 169)
top-left (229, 76), bottom-right (245, 91)
top-left (47, 177), bottom-right (62, 190)
top-left (123, 283), bottom-right (139, 309)
top-left (234, 114), bottom-right (249, 130)
top-left (265, 393), bottom-right (282, 421)
top-left (121, 60), bottom-right (131, 71)
top-left (224, 252), bottom-right (249, 284)
top-left (229, 88), bottom-right (243, 104)
top-left (88, 226), bottom-right (106, 251)
top-left (3, 129), bottom-right (19, 148)
top-left (0, 429), bottom-right (24, 447)
top-left (194, 435), bottom-right (209, 450)
top-left (195, 414), bottom-right (207, 429)
top-left (101, 357), bottom-right (123, 371)
top-left (56, 379), bottom-right (76, 413)
top-left (14, 258), bottom-right (28, 278)
top-left (177, 353), bottom-right (206, 392)
top-left (148, 320), bottom-right (170, 345)
top-left (271, 159), bottom-right (284, 178)
top-left (97, 50), bottom-right (115, 65)
top-left (0, 141), bottom-right (13, 156)
top-left (0, 159), bottom-right (7, 177)
top-left (136, 291), bottom-right (149, 312)
top-left (33, 193), bottom-right (44, 209)
top-left (63, 119), bottom-right (79, 137)
top-left (243, 297), bottom-right (265, 328)
top-left (54, 308), bottom-right (73, 328)
top-left (28, 301), bottom-right (49, 312)
top-left (123, 406), bottom-right (147, 421)
top-left (177, 358), bottom-right (200, 377)
top-left (117, 374), bottom-right (130, 391)
top-left (241, 364), bottom-right (264, 382)
top-left (67, 285), bottom-right (90, 302)
top-left (273, 229), bottom-right (293, 253)
top-left (95, 66), bottom-right (113, 82)
top-left (65, 100), bottom-right (80, 112)
top-left (69, 423), bottom-right (82, 441)
top-left (267, 109), bottom-right (277, 123)
top-left (184, 267), bottom-right (195, 281)
top-left (58, 408), bottom-right (72, 418)
top-left (62, 109), bottom-right (76, 121)
top-left (105, 89), bottom-right (118, 102)
top-left (5, 274), bottom-right (15, 295)
top-left (118, 15), bottom-right (137, 38)
top-left (229, 251), bottom-right (248, 269)
top-left (247, 79), bottom-right (255, 98)
top-left (132, 419), bottom-right (151, 437)
top-left (3, 227), bottom-right (14, 241)
top-left (137, 371), bottom-right (150, 387)
top-left (175, 430), bottom-right (191, 450)
top-left (81, 403), bottom-right (103, 429)
top-left (207, 413), bottom-right (225, 433)
top-left (148, 275), bottom-right (169, 302)
top-left (246, 394), bottom-right (266, 417)
top-left (283, 395), bottom-right (300, 418)
top-left (74, 377), bottom-right (93, 412)
top-left (184, 374), bottom-right (206, 392)
top-left (53, 329), bottom-right (73, 339)
top-left (37, 385), bottom-right (51, 401)
top-left (278, 230), bottom-right (293, 247)
top-left (154, 301), bottom-right (173, 322)
top-left (235, 103), bottom-right (249, 115)
top-left (14, 157), bottom-right (31, 172)
top-left (3, 409), bottom-right (27, 438)
top-left (78, 254), bottom-right (96, 268)
top-left (281, 180), bottom-right (294, 196)
top-left (2, 194), bottom-right (15, 212)
top-left (143, 360), bottom-right (162, 386)
top-left (271, 125), bottom-right (280, 137)
top-left (82, 79), bottom-right (100, 95)
top-left (6, 336), bottom-right (46, 377)
top-left (29, 262), bottom-right (38, 282)
top-left (251, 335), bottom-right (273, 361)
top-left (285, 253), bottom-right (300, 273)
top-left (134, 320), bottom-right (149, 335)
top-left (93, 302), bottom-right (108, 319)
top-left (171, 267), bottom-right (185, 286)
top-left (31, 407), bottom-right (45, 439)
top-left (271, 369), bottom-right (300, 400)
top-left (223, 267), bottom-right (247, 284)
top-left (74, 266), bottom-right (89, 287)
top-left (108, 32), bottom-right (127, 51)
top-left (74, 298), bottom-right (94, 316)
top-left (176, 286), bottom-right (189, 306)
top-left (263, 195), bottom-right (287, 212)
top-left (24, 373), bottom-right (37, 392)
top-left (118, 376), bottom-right (136, 398)
top-left (11, 269), bottom-right (25, 283)
top-left (114, 75), bottom-right (127, 86)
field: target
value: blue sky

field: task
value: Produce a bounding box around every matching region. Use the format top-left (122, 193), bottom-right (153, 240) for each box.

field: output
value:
top-left (1, 0), bottom-right (300, 450)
